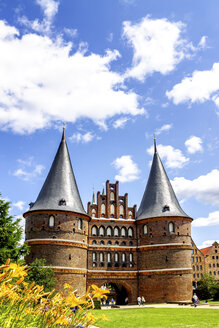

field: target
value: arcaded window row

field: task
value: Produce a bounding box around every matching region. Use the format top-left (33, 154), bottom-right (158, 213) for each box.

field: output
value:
top-left (92, 240), bottom-right (133, 246)
top-left (92, 252), bottom-right (134, 267)
top-left (91, 225), bottom-right (134, 237)
top-left (91, 204), bottom-right (133, 219)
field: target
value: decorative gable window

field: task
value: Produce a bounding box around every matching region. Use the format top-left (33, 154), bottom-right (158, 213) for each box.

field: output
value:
top-left (120, 205), bottom-right (124, 216)
top-left (91, 209), bottom-right (96, 218)
top-left (49, 215), bottom-right (55, 227)
top-left (110, 204), bottom-right (115, 216)
top-left (110, 192), bottom-right (115, 201)
top-left (101, 203), bottom-right (106, 215)
top-left (128, 211), bottom-right (132, 219)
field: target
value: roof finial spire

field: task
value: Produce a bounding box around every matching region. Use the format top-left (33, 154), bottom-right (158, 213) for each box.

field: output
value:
top-left (102, 182), bottom-right (105, 195)
top-left (154, 134), bottom-right (157, 153)
top-left (62, 122), bottom-right (66, 141)
top-left (92, 186), bottom-right (96, 205)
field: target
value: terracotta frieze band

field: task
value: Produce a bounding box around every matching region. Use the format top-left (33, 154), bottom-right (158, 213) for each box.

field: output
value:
top-left (25, 239), bottom-right (87, 249)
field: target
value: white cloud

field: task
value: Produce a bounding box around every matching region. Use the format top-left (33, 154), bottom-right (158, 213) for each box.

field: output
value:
top-left (113, 117), bottom-right (129, 129)
top-left (36, 0), bottom-right (59, 22)
top-left (69, 132), bottom-right (95, 143)
top-left (63, 27), bottom-right (77, 38)
top-left (19, 0), bottom-right (59, 34)
top-left (147, 144), bottom-right (189, 169)
top-left (123, 16), bottom-right (196, 81)
top-left (192, 211), bottom-right (219, 227)
top-left (13, 164), bottom-right (44, 181)
top-left (166, 62), bottom-right (219, 107)
top-left (13, 201), bottom-right (25, 211)
top-left (198, 239), bottom-right (219, 249)
top-left (171, 169), bottom-right (219, 206)
top-left (198, 35), bottom-right (207, 49)
top-left (155, 124), bottom-right (172, 135)
top-left (185, 136), bottom-right (203, 154)
top-left (112, 155), bottom-right (140, 182)
top-left (0, 20), bottom-right (144, 134)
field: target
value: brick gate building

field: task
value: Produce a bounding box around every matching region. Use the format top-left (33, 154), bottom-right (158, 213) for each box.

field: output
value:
top-left (24, 129), bottom-right (193, 303)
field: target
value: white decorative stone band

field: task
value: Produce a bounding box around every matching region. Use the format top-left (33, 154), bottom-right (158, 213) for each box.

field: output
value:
top-left (43, 266), bottom-right (87, 272)
top-left (25, 238), bottom-right (87, 245)
top-left (88, 267), bottom-right (192, 273)
top-left (91, 217), bottom-right (135, 222)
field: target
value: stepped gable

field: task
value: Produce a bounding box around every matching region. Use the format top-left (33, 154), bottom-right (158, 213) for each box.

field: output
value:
top-left (137, 139), bottom-right (190, 220)
top-left (27, 128), bottom-right (86, 215)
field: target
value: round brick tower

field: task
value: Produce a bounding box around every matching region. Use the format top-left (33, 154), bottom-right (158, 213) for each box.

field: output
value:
top-left (137, 139), bottom-right (193, 302)
top-left (24, 128), bottom-right (89, 294)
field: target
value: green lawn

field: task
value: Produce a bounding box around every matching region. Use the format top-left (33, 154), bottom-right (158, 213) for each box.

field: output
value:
top-left (93, 308), bottom-right (219, 328)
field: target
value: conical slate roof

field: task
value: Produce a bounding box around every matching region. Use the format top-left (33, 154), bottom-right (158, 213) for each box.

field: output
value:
top-left (137, 141), bottom-right (190, 221)
top-left (27, 129), bottom-right (86, 215)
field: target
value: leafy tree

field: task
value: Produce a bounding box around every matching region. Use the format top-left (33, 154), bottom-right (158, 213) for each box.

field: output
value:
top-left (28, 258), bottom-right (57, 292)
top-left (197, 272), bottom-right (217, 300)
top-left (0, 194), bottom-right (29, 264)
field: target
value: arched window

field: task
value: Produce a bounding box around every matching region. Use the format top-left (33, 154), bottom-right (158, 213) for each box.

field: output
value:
top-left (121, 241), bottom-right (126, 246)
top-left (107, 240), bottom-right (112, 245)
top-left (121, 227), bottom-right (126, 237)
top-left (192, 265), bottom-right (195, 271)
top-left (49, 215), bottom-right (55, 227)
top-left (77, 218), bottom-right (82, 230)
top-left (100, 252), bottom-right (104, 262)
top-left (92, 240), bottom-right (97, 245)
top-left (106, 226), bottom-right (112, 237)
top-left (129, 241), bottom-right (133, 246)
top-left (143, 224), bottom-right (148, 235)
top-left (110, 204), bottom-right (115, 216)
top-left (107, 253), bottom-right (111, 263)
top-left (129, 253), bottom-right (133, 262)
top-left (101, 203), bottom-right (106, 215)
top-left (128, 227), bottom-right (133, 237)
top-left (91, 226), bottom-right (97, 236)
top-left (122, 253), bottom-right (126, 262)
top-left (100, 240), bottom-right (105, 245)
top-left (91, 209), bottom-right (96, 218)
top-left (120, 205), bottom-right (124, 216)
top-left (114, 227), bottom-right (119, 237)
top-left (115, 241), bottom-right (119, 245)
top-left (115, 253), bottom-right (119, 262)
top-left (128, 211), bottom-right (132, 219)
top-left (99, 226), bottom-right (105, 236)
top-left (110, 192), bottom-right (115, 201)
top-left (92, 252), bottom-right (97, 261)
top-left (168, 222), bottom-right (174, 233)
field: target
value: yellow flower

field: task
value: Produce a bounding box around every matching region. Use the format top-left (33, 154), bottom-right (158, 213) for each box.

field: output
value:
top-left (91, 284), bottom-right (109, 299)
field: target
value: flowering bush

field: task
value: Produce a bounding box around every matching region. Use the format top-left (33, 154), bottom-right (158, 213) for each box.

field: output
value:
top-left (0, 260), bottom-right (109, 327)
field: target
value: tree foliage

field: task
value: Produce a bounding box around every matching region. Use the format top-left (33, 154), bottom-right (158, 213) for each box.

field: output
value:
top-left (27, 258), bottom-right (57, 292)
top-left (0, 194), bottom-right (28, 265)
top-left (197, 272), bottom-right (219, 300)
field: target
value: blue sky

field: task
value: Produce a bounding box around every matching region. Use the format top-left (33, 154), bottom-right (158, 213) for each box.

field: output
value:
top-left (0, 0), bottom-right (219, 248)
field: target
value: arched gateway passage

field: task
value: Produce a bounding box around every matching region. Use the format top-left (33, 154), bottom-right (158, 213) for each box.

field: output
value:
top-left (101, 283), bottom-right (128, 305)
